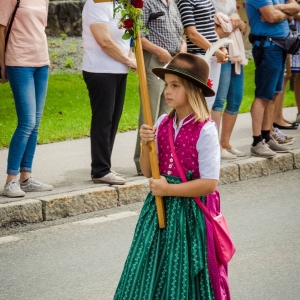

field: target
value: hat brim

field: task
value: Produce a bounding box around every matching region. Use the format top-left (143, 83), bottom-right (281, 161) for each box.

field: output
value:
top-left (152, 67), bottom-right (215, 97)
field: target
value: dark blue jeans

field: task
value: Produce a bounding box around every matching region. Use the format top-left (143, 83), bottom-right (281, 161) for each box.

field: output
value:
top-left (6, 66), bottom-right (49, 175)
top-left (252, 43), bottom-right (286, 101)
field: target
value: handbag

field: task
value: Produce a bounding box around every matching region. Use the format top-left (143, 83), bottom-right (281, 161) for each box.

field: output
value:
top-left (168, 117), bottom-right (236, 265)
top-left (0, 0), bottom-right (20, 80)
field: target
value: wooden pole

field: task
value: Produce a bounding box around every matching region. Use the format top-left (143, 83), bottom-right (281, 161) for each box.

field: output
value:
top-left (93, 0), bottom-right (166, 228)
top-left (135, 34), bottom-right (166, 228)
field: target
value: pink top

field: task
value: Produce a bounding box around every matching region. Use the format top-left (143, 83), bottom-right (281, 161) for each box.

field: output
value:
top-left (0, 0), bottom-right (50, 67)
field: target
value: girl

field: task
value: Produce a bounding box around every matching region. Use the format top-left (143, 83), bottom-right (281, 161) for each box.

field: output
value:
top-left (0, 0), bottom-right (53, 197)
top-left (114, 53), bottom-right (231, 300)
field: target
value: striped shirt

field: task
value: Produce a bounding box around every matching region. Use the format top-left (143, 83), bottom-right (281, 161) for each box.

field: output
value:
top-left (141, 0), bottom-right (182, 53)
top-left (177, 0), bottom-right (218, 54)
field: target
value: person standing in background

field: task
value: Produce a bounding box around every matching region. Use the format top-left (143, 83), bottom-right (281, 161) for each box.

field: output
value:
top-left (246, 0), bottom-right (299, 158)
top-left (0, 0), bottom-right (53, 198)
top-left (177, 0), bottom-right (229, 110)
top-left (133, 0), bottom-right (187, 175)
top-left (82, 0), bottom-right (136, 185)
top-left (211, 0), bottom-right (248, 160)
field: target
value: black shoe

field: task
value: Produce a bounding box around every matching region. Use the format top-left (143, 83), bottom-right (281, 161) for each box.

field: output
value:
top-left (273, 122), bottom-right (298, 130)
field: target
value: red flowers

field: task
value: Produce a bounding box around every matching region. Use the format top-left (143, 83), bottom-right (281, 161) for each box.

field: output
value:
top-left (207, 78), bottom-right (213, 88)
top-left (123, 19), bottom-right (135, 30)
top-left (132, 0), bottom-right (144, 8)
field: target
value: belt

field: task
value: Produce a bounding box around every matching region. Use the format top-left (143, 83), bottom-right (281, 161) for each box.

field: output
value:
top-left (188, 50), bottom-right (204, 54)
top-left (169, 51), bottom-right (179, 57)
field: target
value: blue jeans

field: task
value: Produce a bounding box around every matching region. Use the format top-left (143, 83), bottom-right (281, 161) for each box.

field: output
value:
top-left (212, 61), bottom-right (244, 115)
top-left (6, 66), bottom-right (49, 175)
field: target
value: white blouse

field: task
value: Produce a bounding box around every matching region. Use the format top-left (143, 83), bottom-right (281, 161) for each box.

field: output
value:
top-left (154, 114), bottom-right (220, 180)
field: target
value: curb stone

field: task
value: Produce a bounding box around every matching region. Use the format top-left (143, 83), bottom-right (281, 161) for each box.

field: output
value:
top-left (39, 186), bottom-right (118, 221)
top-left (290, 148), bottom-right (300, 168)
top-left (113, 179), bottom-right (149, 206)
top-left (219, 163), bottom-right (239, 185)
top-left (0, 199), bottom-right (42, 227)
top-left (0, 153), bottom-right (300, 227)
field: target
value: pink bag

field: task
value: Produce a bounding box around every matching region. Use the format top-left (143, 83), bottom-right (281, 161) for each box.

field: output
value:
top-left (168, 118), bottom-right (236, 265)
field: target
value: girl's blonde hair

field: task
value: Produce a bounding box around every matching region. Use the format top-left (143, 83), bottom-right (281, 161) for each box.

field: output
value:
top-left (169, 76), bottom-right (211, 122)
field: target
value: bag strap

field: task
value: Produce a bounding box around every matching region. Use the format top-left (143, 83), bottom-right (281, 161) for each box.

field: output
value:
top-left (167, 117), bottom-right (215, 223)
top-left (5, 0), bottom-right (20, 51)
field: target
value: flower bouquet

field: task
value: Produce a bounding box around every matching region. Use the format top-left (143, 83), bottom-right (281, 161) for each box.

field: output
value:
top-left (114, 0), bottom-right (148, 49)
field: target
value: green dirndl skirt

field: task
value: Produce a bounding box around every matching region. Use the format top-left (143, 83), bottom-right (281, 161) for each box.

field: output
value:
top-left (114, 175), bottom-right (214, 300)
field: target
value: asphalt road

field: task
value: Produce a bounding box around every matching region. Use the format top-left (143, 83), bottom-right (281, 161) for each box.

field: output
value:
top-left (0, 169), bottom-right (300, 300)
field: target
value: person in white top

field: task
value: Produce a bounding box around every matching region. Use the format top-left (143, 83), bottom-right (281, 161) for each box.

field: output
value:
top-left (82, 0), bottom-right (136, 185)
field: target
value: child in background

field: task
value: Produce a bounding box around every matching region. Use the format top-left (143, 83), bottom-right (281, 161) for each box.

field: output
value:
top-left (114, 53), bottom-right (231, 300)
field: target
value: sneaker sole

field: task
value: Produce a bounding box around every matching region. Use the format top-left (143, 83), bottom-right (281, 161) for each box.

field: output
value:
top-left (251, 152), bottom-right (277, 159)
top-left (277, 141), bottom-right (294, 146)
top-left (221, 156), bottom-right (237, 160)
top-left (20, 186), bottom-right (53, 192)
top-left (3, 191), bottom-right (25, 198)
top-left (273, 150), bottom-right (290, 153)
top-left (92, 178), bottom-right (126, 185)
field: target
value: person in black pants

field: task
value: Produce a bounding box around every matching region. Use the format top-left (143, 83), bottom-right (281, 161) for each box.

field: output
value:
top-left (82, 0), bottom-right (136, 185)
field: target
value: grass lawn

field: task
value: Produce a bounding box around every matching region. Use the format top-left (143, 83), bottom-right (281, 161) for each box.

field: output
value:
top-left (0, 59), bottom-right (297, 148)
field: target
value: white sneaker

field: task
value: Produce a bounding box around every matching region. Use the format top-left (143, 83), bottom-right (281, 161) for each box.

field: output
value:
top-left (92, 172), bottom-right (126, 185)
top-left (3, 180), bottom-right (25, 198)
top-left (227, 147), bottom-right (246, 157)
top-left (20, 177), bottom-right (53, 192)
top-left (111, 170), bottom-right (126, 179)
top-left (272, 127), bottom-right (295, 145)
top-left (221, 149), bottom-right (237, 160)
top-left (251, 140), bottom-right (277, 158)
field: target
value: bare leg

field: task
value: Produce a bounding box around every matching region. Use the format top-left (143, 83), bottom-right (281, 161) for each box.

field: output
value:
top-left (262, 96), bottom-right (276, 131)
top-left (6, 175), bottom-right (18, 185)
top-left (19, 171), bottom-right (31, 182)
top-left (294, 73), bottom-right (300, 116)
top-left (251, 98), bottom-right (268, 136)
top-left (220, 112), bottom-right (238, 149)
top-left (273, 77), bottom-right (292, 126)
top-left (211, 110), bottom-right (222, 134)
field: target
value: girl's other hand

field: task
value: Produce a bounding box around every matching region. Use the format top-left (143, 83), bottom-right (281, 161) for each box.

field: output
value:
top-left (149, 176), bottom-right (169, 197)
top-left (140, 124), bottom-right (156, 144)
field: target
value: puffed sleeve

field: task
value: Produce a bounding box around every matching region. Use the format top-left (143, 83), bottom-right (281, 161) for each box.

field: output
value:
top-left (196, 120), bottom-right (220, 180)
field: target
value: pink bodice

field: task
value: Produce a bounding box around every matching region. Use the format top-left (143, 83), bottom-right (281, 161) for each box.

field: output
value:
top-left (157, 114), bottom-right (207, 179)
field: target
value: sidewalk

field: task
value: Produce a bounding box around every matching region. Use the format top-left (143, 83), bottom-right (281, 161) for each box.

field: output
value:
top-left (1, 107), bottom-right (300, 226)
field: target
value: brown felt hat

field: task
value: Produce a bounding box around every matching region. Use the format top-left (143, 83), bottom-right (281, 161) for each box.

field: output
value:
top-left (152, 53), bottom-right (215, 97)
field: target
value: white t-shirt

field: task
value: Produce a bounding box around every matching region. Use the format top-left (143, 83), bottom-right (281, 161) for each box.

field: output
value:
top-left (155, 114), bottom-right (220, 180)
top-left (82, 0), bottom-right (130, 73)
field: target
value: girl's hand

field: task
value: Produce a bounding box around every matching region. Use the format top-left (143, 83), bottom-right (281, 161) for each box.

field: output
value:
top-left (140, 124), bottom-right (156, 144)
top-left (215, 48), bottom-right (229, 64)
top-left (149, 176), bottom-right (169, 197)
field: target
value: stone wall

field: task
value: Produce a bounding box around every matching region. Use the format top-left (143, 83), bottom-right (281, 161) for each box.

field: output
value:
top-left (47, 0), bottom-right (86, 36)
